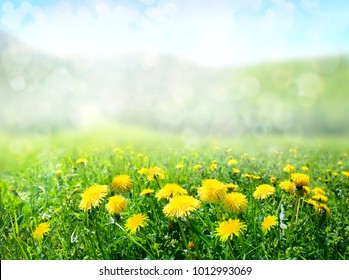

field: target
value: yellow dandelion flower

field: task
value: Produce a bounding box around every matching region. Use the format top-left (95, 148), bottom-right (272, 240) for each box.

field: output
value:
top-left (79, 185), bottom-right (109, 212)
top-left (232, 168), bottom-right (240, 174)
top-left (194, 164), bottom-right (203, 170)
top-left (337, 161), bottom-right (343, 166)
top-left (301, 166), bottom-right (309, 172)
top-left (210, 163), bottom-right (217, 171)
top-left (291, 173), bottom-right (310, 187)
top-left (137, 167), bottom-right (148, 175)
top-left (225, 183), bottom-right (239, 192)
top-left (125, 213), bottom-right (148, 234)
top-left (54, 170), bottom-right (62, 176)
top-left (222, 192), bottom-right (248, 214)
top-left (198, 179), bottom-right (227, 203)
top-left (312, 194), bottom-right (328, 203)
top-left (227, 159), bottom-right (238, 166)
top-left (33, 222), bottom-right (50, 240)
top-left (163, 195), bottom-right (201, 218)
top-left (253, 184), bottom-right (275, 200)
top-left (176, 163), bottom-right (184, 170)
top-left (342, 171), bottom-right (349, 178)
top-left (106, 195), bottom-right (127, 215)
top-left (76, 158), bottom-right (88, 165)
top-left (313, 187), bottom-right (325, 195)
top-left (306, 200), bottom-right (330, 218)
top-left (140, 188), bottom-right (154, 196)
top-left (306, 199), bottom-right (319, 207)
top-left (111, 174), bottom-right (132, 193)
top-left (146, 166), bottom-right (165, 182)
top-left (137, 153), bottom-right (144, 158)
top-left (279, 180), bottom-right (296, 194)
top-left (261, 215), bottom-right (278, 234)
top-left (155, 183), bottom-right (187, 200)
top-left (333, 172), bottom-right (339, 177)
top-left (243, 173), bottom-right (260, 180)
top-left (270, 177), bottom-right (277, 184)
top-left (215, 219), bottom-right (247, 242)
top-left (283, 163), bottom-right (295, 173)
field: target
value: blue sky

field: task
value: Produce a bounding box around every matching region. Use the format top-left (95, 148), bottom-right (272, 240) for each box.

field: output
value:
top-left (1, 0), bottom-right (348, 66)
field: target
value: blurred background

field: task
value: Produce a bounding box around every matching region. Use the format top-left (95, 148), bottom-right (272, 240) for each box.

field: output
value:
top-left (0, 0), bottom-right (349, 137)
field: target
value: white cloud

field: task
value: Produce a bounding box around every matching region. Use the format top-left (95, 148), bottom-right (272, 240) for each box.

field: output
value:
top-left (0, 0), bottom-right (343, 66)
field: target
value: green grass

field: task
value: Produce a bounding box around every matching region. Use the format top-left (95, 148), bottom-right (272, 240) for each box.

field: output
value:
top-left (1, 124), bottom-right (349, 260)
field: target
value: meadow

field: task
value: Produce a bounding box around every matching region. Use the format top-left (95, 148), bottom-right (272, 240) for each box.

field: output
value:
top-left (1, 124), bottom-right (348, 260)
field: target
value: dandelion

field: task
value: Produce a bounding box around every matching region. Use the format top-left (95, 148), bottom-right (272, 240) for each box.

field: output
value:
top-left (111, 174), bottom-right (132, 193)
top-left (270, 177), bottom-right (277, 184)
top-left (79, 185), bottom-right (109, 212)
top-left (210, 163), bottom-right (217, 171)
top-left (243, 173), bottom-right (260, 180)
top-left (198, 179), bottom-right (227, 203)
top-left (156, 183), bottom-right (187, 200)
top-left (215, 219), bottom-right (247, 242)
top-left (306, 200), bottom-right (330, 217)
top-left (225, 183), bottom-right (239, 192)
top-left (232, 168), bottom-right (240, 174)
top-left (76, 158), bottom-right (88, 165)
top-left (342, 171), bottom-right (349, 178)
top-left (146, 166), bottom-right (165, 182)
top-left (291, 173), bottom-right (310, 187)
top-left (125, 213), bottom-right (148, 234)
top-left (313, 187), bottom-right (325, 195)
top-left (194, 164), bottom-right (203, 170)
top-left (137, 167), bottom-right (148, 175)
top-left (163, 195), bottom-right (201, 218)
top-left (54, 170), bottom-right (62, 176)
top-left (312, 194), bottom-right (328, 202)
top-left (261, 215), bottom-right (278, 234)
top-left (253, 184), bottom-right (275, 200)
top-left (337, 161), bottom-right (343, 166)
top-left (33, 222), bottom-right (50, 240)
top-left (283, 163), bottom-right (295, 173)
top-left (176, 163), bottom-right (184, 170)
top-left (227, 159), bottom-right (238, 166)
top-left (106, 195), bottom-right (127, 215)
top-left (306, 199), bottom-right (319, 208)
top-left (140, 188), bottom-right (154, 196)
top-left (222, 192), bottom-right (248, 214)
top-left (302, 166), bottom-right (309, 172)
top-left (280, 180), bottom-right (296, 194)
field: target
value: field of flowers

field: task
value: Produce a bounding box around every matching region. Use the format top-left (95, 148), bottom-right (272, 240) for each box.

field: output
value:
top-left (1, 127), bottom-right (349, 260)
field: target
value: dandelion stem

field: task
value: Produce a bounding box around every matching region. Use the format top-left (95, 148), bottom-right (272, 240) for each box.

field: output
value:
top-left (178, 219), bottom-right (192, 259)
top-left (290, 196), bottom-right (300, 229)
top-left (114, 221), bottom-right (155, 259)
top-left (154, 177), bottom-right (162, 189)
